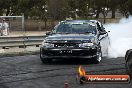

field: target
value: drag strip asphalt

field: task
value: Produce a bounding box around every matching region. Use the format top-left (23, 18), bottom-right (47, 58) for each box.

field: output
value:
top-left (0, 55), bottom-right (131, 88)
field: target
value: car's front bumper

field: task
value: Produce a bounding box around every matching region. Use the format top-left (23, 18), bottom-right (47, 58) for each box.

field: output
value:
top-left (40, 47), bottom-right (98, 59)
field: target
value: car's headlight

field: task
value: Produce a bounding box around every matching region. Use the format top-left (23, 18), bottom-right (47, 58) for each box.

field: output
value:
top-left (42, 40), bottom-right (54, 48)
top-left (79, 43), bottom-right (94, 48)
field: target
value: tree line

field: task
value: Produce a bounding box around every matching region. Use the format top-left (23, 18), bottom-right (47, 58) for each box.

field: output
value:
top-left (0, 0), bottom-right (132, 20)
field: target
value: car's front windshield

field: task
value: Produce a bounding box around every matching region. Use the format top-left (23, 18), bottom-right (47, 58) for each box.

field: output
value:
top-left (53, 22), bottom-right (97, 34)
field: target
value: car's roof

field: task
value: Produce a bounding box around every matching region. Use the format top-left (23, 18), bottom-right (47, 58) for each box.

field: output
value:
top-left (60, 20), bottom-right (99, 24)
top-left (58, 20), bottom-right (97, 28)
top-left (63, 20), bottom-right (91, 22)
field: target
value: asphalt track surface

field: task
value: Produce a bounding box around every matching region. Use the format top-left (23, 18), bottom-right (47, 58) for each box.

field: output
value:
top-left (0, 55), bottom-right (131, 88)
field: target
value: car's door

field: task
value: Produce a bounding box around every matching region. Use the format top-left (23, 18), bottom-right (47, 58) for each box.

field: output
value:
top-left (97, 22), bottom-right (110, 56)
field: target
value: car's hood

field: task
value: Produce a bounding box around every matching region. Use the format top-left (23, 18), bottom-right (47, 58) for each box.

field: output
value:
top-left (45, 34), bottom-right (96, 43)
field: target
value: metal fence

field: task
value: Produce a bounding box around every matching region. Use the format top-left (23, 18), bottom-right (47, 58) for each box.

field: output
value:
top-left (0, 35), bottom-right (46, 48)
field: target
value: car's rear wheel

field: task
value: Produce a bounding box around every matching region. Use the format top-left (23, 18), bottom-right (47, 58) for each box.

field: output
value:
top-left (92, 45), bottom-right (102, 64)
top-left (93, 51), bottom-right (102, 64)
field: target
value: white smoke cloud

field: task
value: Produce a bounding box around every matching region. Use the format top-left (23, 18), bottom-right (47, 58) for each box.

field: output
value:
top-left (104, 16), bottom-right (132, 58)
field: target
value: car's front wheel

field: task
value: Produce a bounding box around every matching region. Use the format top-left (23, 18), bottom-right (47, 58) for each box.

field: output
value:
top-left (40, 48), bottom-right (52, 63)
top-left (40, 57), bottom-right (52, 63)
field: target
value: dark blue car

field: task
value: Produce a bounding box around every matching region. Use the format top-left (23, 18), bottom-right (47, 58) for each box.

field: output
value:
top-left (40, 20), bottom-right (110, 64)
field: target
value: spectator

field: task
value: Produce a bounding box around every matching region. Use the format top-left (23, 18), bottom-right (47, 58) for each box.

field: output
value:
top-left (2, 19), bottom-right (9, 36)
top-left (0, 23), bottom-right (2, 36)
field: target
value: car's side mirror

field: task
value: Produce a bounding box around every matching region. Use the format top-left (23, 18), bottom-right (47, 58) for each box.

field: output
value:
top-left (46, 32), bottom-right (51, 35)
top-left (108, 31), bottom-right (110, 32)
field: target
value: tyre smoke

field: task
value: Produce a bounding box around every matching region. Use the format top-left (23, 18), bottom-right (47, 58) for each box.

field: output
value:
top-left (104, 16), bottom-right (132, 58)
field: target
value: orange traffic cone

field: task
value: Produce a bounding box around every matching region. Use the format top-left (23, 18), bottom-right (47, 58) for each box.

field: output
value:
top-left (64, 82), bottom-right (68, 88)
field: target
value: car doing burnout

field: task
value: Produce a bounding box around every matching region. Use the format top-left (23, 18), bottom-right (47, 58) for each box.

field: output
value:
top-left (40, 20), bottom-right (110, 64)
